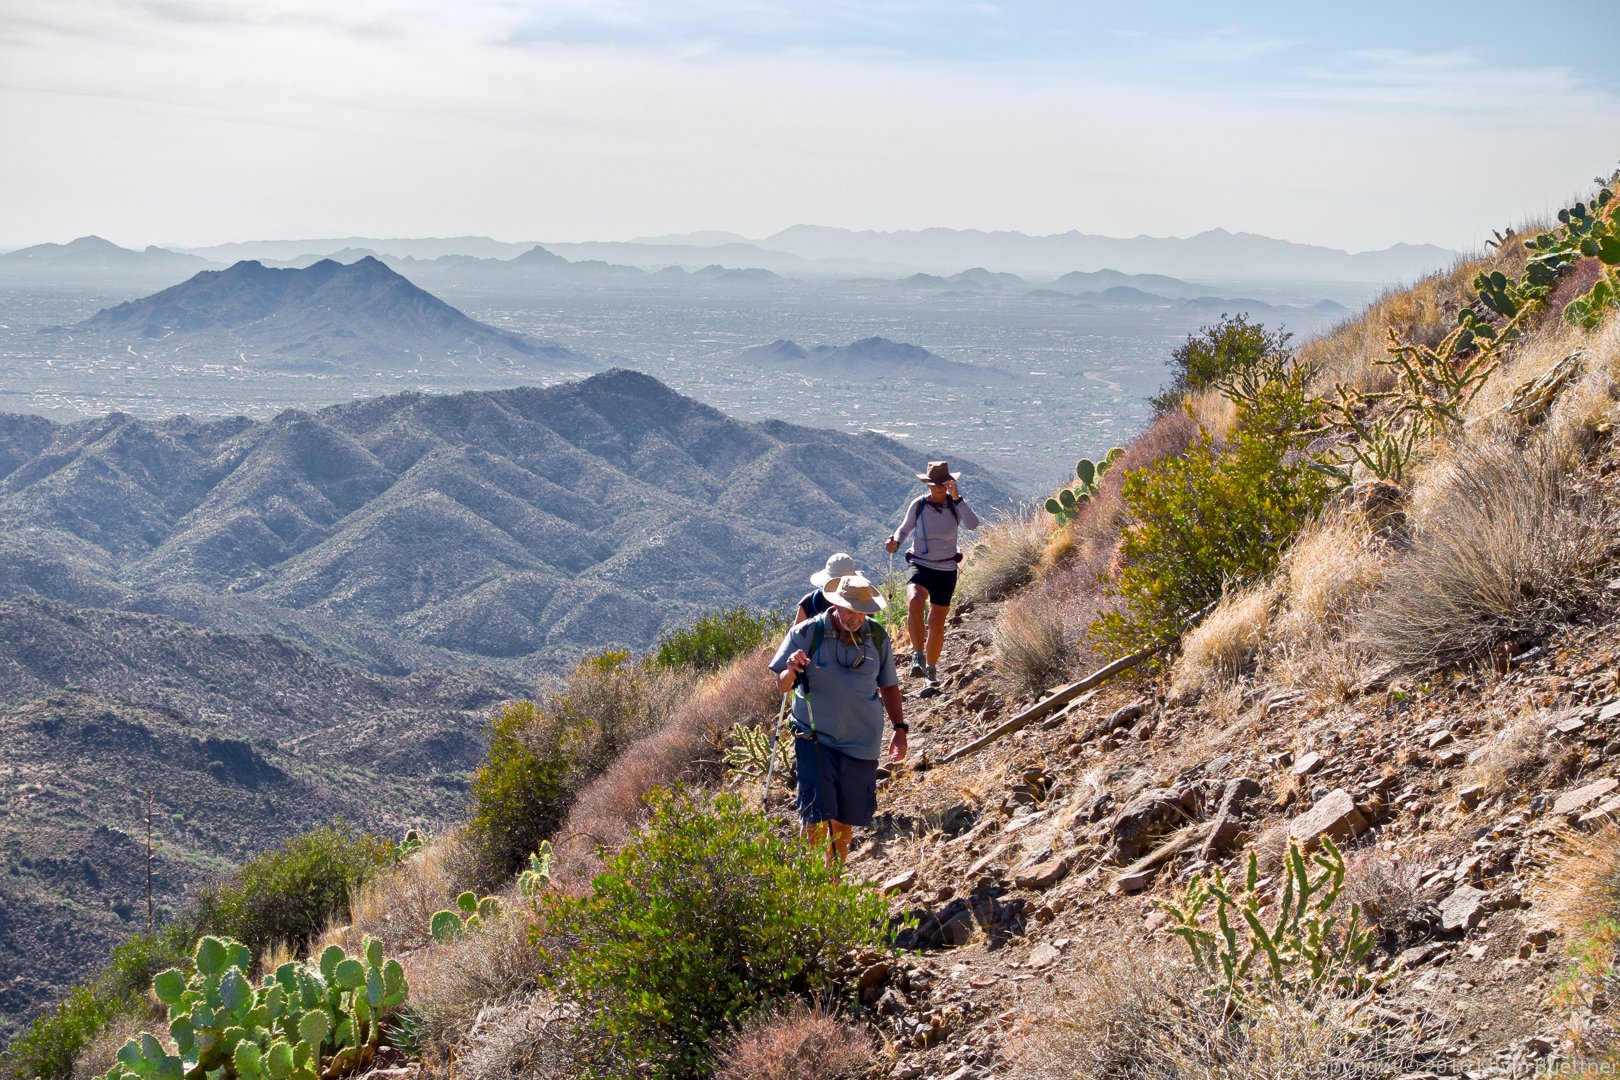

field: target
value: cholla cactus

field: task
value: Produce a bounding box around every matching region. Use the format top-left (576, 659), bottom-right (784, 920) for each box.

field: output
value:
top-left (104, 934), bottom-right (406, 1080)
top-left (518, 842), bottom-right (554, 898)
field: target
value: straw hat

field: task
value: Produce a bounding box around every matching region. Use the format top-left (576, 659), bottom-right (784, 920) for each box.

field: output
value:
top-left (916, 460), bottom-right (962, 485)
top-left (822, 573), bottom-right (887, 614)
top-left (809, 552), bottom-right (858, 589)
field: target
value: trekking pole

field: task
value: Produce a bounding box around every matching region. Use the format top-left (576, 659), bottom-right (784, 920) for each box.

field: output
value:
top-left (763, 664), bottom-right (817, 810)
top-left (761, 686), bottom-right (792, 810)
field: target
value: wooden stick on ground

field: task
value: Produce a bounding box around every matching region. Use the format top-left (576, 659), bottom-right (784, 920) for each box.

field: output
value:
top-left (936, 641), bottom-right (1163, 765)
top-left (935, 599), bottom-right (1218, 767)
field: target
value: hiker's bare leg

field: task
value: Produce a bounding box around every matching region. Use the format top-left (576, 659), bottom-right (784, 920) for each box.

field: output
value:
top-left (805, 821), bottom-right (827, 851)
top-left (925, 604), bottom-right (949, 666)
top-left (906, 584), bottom-right (928, 656)
top-left (829, 821), bottom-right (854, 871)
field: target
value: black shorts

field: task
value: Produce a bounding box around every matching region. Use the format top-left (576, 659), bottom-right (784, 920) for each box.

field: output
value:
top-left (795, 738), bottom-right (878, 827)
top-left (907, 562), bottom-right (958, 608)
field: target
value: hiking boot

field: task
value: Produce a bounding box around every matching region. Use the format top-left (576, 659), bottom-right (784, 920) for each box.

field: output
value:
top-left (909, 651), bottom-right (926, 678)
top-left (925, 664), bottom-right (939, 685)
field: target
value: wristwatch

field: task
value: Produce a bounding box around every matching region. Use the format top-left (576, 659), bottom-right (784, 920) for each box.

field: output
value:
top-left (892, 721), bottom-right (909, 733)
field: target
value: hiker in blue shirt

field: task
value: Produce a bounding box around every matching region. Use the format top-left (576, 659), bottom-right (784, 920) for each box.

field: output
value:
top-left (885, 460), bottom-right (980, 689)
top-left (769, 573), bottom-right (907, 871)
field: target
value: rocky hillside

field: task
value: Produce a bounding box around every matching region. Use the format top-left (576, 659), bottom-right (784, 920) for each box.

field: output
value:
top-left (0, 597), bottom-right (516, 1039)
top-left (0, 370), bottom-right (1016, 671)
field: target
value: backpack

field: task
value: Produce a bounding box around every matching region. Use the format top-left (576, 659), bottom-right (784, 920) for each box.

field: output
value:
top-left (906, 495), bottom-right (964, 564)
top-left (806, 610), bottom-right (889, 675)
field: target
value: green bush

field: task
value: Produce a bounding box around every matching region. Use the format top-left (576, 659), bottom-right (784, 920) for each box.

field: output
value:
top-left (467, 653), bottom-right (683, 883)
top-left (536, 789), bottom-right (887, 1079)
top-left (1149, 313), bottom-right (1293, 416)
top-left (193, 824), bottom-right (393, 961)
top-left (465, 698), bottom-right (570, 885)
top-left (654, 606), bottom-right (789, 672)
top-left (1, 926), bottom-right (193, 1080)
top-left (1092, 361), bottom-right (1333, 656)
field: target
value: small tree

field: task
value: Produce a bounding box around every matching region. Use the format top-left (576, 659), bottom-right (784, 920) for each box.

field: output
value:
top-left (1094, 360), bottom-right (1332, 656)
top-left (1150, 313), bottom-right (1293, 416)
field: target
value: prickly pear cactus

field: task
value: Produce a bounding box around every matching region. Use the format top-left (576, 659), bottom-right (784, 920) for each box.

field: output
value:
top-left (1044, 447), bottom-right (1125, 525)
top-left (102, 933), bottom-right (407, 1080)
top-left (429, 891), bottom-right (502, 943)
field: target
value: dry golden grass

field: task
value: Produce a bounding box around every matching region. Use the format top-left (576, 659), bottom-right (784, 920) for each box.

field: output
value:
top-left (1461, 709), bottom-right (1559, 799)
top-left (307, 829), bottom-right (472, 958)
top-left (1003, 939), bottom-right (1428, 1080)
top-left (959, 508), bottom-right (1048, 604)
top-left (407, 902), bottom-right (549, 1049)
top-left (438, 989), bottom-right (583, 1080)
top-left (1169, 582), bottom-right (1277, 700)
top-left (1299, 247), bottom-right (1511, 398)
top-left (551, 648), bottom-right (778, 886)
top-left (1355, 432), bottom-right (1618, 671)
top-left (1186, 386), bottom-right (1238, 442)
top-left (1275, 514), bottom-right (1387, 639)
top-left (1541, 823), bottom-right (1620, 1069)
top-left (990, 589), bottom-right (1081, 699)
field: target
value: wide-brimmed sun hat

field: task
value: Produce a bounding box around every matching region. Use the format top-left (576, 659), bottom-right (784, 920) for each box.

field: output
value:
top-left (822, 573), bottom-right (887, 614)
top-left (809, 552), bottom-right (858, 589)
top-left (916, 460), bottom-right (962, 485)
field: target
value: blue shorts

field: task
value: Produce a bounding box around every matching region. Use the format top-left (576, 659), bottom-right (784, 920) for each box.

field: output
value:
top-left (795, 737), bottom-right (878, 828)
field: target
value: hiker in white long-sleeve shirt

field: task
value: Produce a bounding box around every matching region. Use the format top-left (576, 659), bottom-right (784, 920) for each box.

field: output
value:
top-left (885, 460), bottom-right (979, 689)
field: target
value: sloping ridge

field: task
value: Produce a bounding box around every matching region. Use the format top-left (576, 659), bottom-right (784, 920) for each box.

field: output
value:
top-left (0, 370), bottom-right (1019, 666)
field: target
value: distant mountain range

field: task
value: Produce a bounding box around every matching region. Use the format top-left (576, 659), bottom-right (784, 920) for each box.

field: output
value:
top-left (0, 370), bottom-right (1017, 669)
top-left (148, 225), bottom-right (1452, 284)
top-left (0, 235), bottom-right (212, 286)
top-left (52, 257), bottom-right (589, 374)
top-left (732, 337), bottom-right (1019, 385)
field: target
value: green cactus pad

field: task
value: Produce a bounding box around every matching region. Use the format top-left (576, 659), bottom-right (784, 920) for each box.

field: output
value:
top-left (455, 891), bottom-right (479, 914)
top-left (429, 909), bottom-right (465, 943)
top-left (195, 936), bottom-right (228, 976)
top-left (153, 968), bottom-right (186, 1005)
top-left (1075, 459), bottom-right (1096, 486)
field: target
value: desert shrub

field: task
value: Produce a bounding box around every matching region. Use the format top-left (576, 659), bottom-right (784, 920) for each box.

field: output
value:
top-left (192, 823), bottom-right (393, 961)
top-left (536, 789), bottom-right (887, 1079)
top-left (465, 699), bottom-right (569, 884)
top-left (0, 926), bottom-right (192, 1080)
top-left (654, 605), bottom-right (789, 671)
top-left (1005, 941), bottom-right (1426, 1080)
top-left (444, 991), bottom-right (584, 1080)
top-left (991, 590), bottom-right (1079, 698)
top-left (1343, 850), bottom-right (1435, 952)
top-left (960, 508), bottom-right (1046, 603)
top-left (1092, 362), bottom-right (1334, 657)
top-left (1356, 435), bottom-right (1618, 671)
top-left (713, 1002), bottom-right (878, 1080)
top-left (409, 902), bottom-right (551, 1048)
top-left (1150, 313), bottom-right (1293, 416)
top-left (336, 828), bottom-right (471, 954)
top-left (467, 654), bottom-right (687, 883)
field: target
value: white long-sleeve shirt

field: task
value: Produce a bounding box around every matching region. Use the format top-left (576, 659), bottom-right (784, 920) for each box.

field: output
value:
top-left (891, 495), bottom-right (979, 571)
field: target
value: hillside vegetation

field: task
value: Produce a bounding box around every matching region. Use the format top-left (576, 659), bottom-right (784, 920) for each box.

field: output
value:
top-left (6, 176), bottom-right (1620, 1080)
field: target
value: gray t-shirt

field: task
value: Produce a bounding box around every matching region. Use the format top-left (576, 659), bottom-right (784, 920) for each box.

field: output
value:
top-left (768, 613), bottom-right (898, 761)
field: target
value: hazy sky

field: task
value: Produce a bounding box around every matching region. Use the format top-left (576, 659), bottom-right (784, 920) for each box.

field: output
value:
top-left (4, 0), bottom-right (1619, 252)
